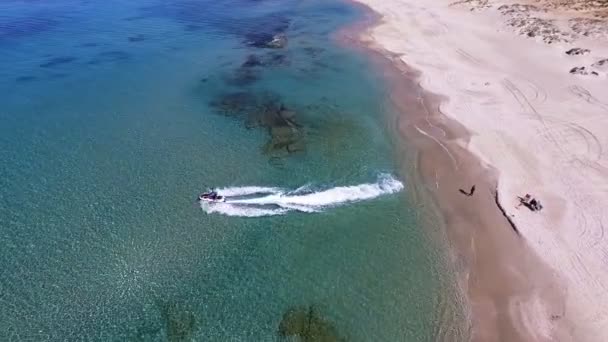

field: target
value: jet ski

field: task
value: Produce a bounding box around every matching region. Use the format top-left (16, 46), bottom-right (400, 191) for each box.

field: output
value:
top-left (198, 191), bottom-right (225, 203)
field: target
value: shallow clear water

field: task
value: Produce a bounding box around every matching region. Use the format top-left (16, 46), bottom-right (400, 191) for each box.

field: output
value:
top-left (0, 0), bottom-right (462, 340)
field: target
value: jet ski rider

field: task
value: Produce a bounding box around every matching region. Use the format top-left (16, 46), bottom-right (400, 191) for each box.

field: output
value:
top-left (198, 190), bottom-right (219, 201)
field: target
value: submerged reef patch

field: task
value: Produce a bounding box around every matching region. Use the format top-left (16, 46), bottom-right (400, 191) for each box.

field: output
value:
top-left (267, 52), bottom-right (289, 66)
top-left (207, 88), bottom-right (356, 163)
top-left (88, 50), bottom-right (131, 65)
top-left (242, 54), bottom-right (264, 68)
top-left (136, 1), bottom-right (290, 38)
top-left (302, 46), bottom-right (325, 58)
top-left (162, 302), bottom-right (197, 342)
top-left (278, 305), bottom-right (344, 341)
top-left (209, 91), bottom-right (257, 117)
top-left (241, 53), bottom-right (289, 68)
top-left (39, 56), bottom-right (77, 68)
top-left (135, 300), bottom-right (198, 342)
top-left (223, 51), bottom-right (290, 87)
top-left (0, 17), bottom-right (58, 40)
top-left (245, 32), bottom-right (288, 49)
top-left (128, 34), bottom-right (146, 42)
top-left (79, 42), bottom-right (100, 48)
top-left (223, 67), bottom-right (261, 86)
top-left (50, 73), bottom-right (68, 79)
top-left (15, 75), bottom-right (37, 83)
top-left (209, 91), bottom-right (306, 159)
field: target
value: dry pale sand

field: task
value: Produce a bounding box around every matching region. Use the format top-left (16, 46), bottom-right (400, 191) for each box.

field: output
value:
top-left (349, 0), bottom-right (608, 340)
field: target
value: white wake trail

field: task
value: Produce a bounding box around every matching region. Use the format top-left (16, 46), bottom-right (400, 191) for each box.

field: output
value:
top-left (214, 186), bottom-right (281, 197)
top-left (202, 202), bottom-right (289, 217)
top-left (200, 173), bottom-right (403, 217)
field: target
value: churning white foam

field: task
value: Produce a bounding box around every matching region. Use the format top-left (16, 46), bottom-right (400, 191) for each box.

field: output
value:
top-left (200, 173), bottom-right (403, 217)
top-left (214, 186), bottom-right (280, 197)
top-left (201, 202), bottom-right (290, 217)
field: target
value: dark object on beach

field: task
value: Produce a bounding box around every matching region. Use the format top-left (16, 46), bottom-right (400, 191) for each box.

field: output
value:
top-left (569, 66), bottom-right (599, 76)
top-left (565, 47), bottom-right (590, 56)
top-left (495, 189), bottom-right (520, 235)
top-left (517, 193), bottom-right (543, 212)
top-left (459, 185), bottom-right (476, 197)
top-left (570, 66), bottom-right (585, 74)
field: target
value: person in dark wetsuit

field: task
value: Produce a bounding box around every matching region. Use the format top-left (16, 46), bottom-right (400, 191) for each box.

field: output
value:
top-left (198, 190), bottom-right (217, 201)
top-left (459, 185), bottom-right (476, 197)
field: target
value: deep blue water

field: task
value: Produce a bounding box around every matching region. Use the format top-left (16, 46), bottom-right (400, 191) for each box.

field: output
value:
top-left (0, 0), bottom-right (464, 340)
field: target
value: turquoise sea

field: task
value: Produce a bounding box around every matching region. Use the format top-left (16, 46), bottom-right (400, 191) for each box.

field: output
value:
top-left (0, 0), bottom-right (464, 340)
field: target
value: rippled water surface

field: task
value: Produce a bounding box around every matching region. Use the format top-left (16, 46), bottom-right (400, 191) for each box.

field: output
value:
top-left (0, 0), bottom-right (464, 340)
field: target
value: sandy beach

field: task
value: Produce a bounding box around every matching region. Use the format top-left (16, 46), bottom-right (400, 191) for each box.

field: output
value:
top-left (349, 0), bottom-right (608, 340)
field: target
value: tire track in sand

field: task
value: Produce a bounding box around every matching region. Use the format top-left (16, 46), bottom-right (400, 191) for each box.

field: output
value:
top-left (455, 48), bottom-right (484, 66)
top-left (503, 78), bottom-right (607, 255)
top-left (568, 85), bottom-right (608, 112)
top-left (502, 78), bottom-right (567, 154)
top-left (542, 117), bottom-right (604, 164)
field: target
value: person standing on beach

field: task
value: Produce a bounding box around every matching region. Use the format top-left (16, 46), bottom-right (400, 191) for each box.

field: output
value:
top-left (459, 185), bottom-right (476, 196)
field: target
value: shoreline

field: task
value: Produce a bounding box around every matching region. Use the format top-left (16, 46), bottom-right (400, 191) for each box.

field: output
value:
top-left (338, 6), bottom-right (567, 340)
top-left (339, 0), bottom-right (608, 340)
top-left (381, 59), bottom-right (569, 341)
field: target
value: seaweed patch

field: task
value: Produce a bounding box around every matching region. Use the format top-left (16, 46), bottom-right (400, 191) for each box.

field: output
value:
top-left (128, 34), bottom-right (146, 42)
top-left (302, 46), bottom-right (325, 58)
top-left (88, 50), bottom-right (131, 65)
top-left (15, 76), bottom-right (37, 83)
top-left (40, 56), bottom-right (77, 68)
top-left (161, 302), bottom-right (198, 342)
top-left (278, 305), bottom-right (344, 341)
top-left (134, 300), bottom-right (199, 342)
top-left (241, 53), bottom-right (289, 68)
top-left (209, 91), bottom-right (306, 159)
top-left (0, 17), bottom-right (58, 40)
top-left (242, 54), bottom-right (264, 68)
top-left (80, 42), bottom-right (99, 48)
top-left (223, 67), bottom-right (261, 86)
